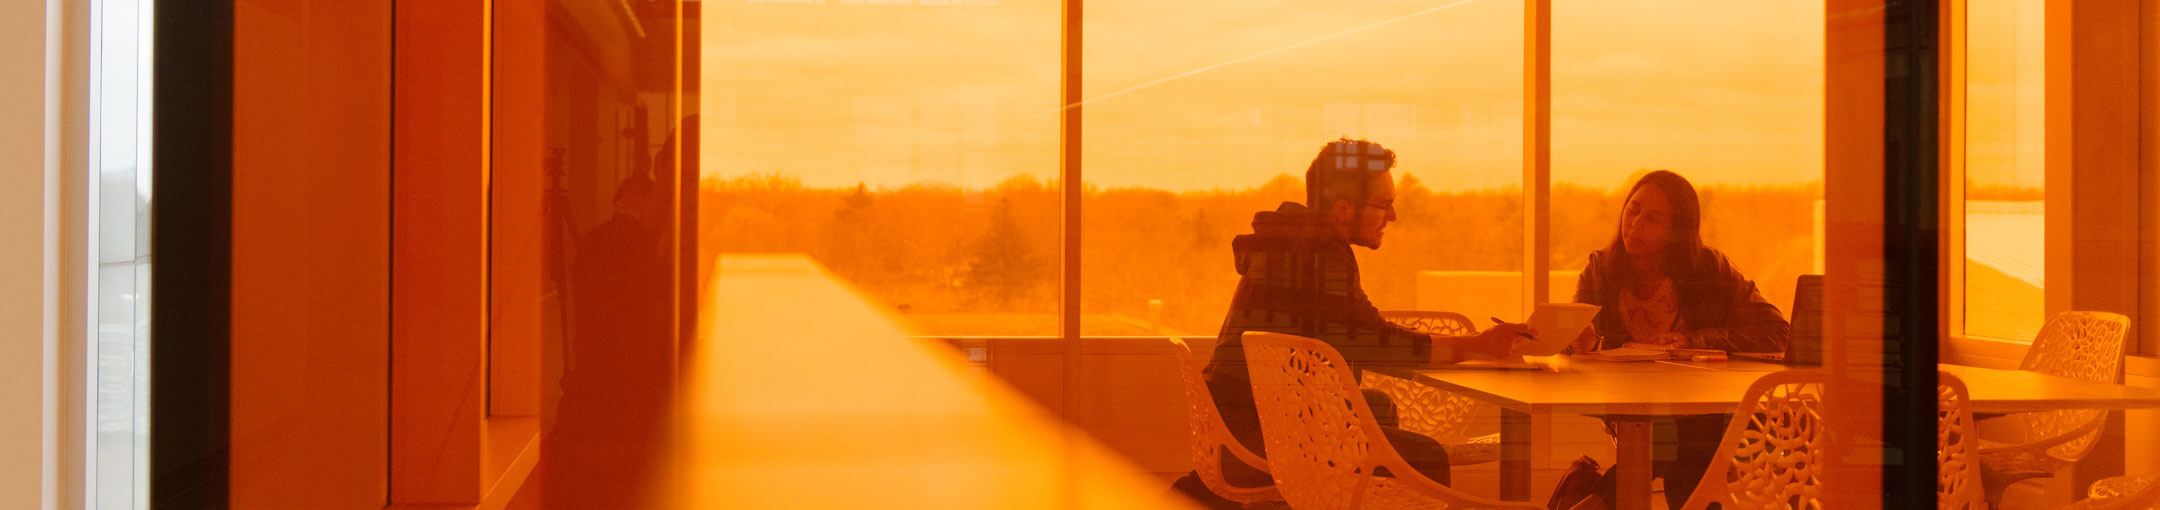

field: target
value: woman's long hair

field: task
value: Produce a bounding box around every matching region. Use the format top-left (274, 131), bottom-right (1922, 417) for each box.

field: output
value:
top-left (1604, 170), bottom-right (1705, 283)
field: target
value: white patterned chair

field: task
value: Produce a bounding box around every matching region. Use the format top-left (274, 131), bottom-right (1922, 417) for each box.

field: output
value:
top-left (2078, 475), bottom-right (2158, 510)
top-left (1363, 311), bottom-right (1502, 466)
top-left (1940, 370), bottom-right (1985, 510)
top-left (1171, 338), bottom-right (1282, 506)
top-left (1977, 312), bottom-right (2130, 507)
top-left (1676, 369), bottom-right (1832, 510)
top-left (1240, 331), bottom-right (1538, 510)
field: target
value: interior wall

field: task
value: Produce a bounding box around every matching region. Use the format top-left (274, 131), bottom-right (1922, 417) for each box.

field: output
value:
top-left (2130, 0), bottom-right (2160, 481)
top-left (1823, 0), bottom-right (1889, 504)
top-left (229, 0), bottom-right (392, 507)
top-left (0, 0), bottom-right (56, 507)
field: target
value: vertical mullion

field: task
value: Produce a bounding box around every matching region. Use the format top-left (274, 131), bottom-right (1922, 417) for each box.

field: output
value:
top-left (1942, 0), bottom-right (1967, 343)
top-left (2144, 0), bottom-right (2160, 357)
top-left (1057, 0), bottom-right (1081, 397)
top-left (1523, 0), bottom-right (1550, 317)
top-left (1059, 3), bottom-right (1082, 343)
top-left (81, 1), bottom-right (104, 505)
top-left (1057, 0), bottom-right (1084, 507)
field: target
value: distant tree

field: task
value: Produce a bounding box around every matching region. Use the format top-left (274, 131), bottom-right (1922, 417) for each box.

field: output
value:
top-left (820, 182), bottom-right (877, 278)
top-left (966, 197), bottom-right (1043, 307)
top-left (1190, 208), bottom-right (1216, 249)
top-left (1397, 173), bottom-right (1427, 195)
top-left (838, 182), bottom-right (873, 218)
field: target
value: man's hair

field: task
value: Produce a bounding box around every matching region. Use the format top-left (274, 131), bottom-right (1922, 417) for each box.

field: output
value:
top-left (1304, 137), bottom-right (1396, 209)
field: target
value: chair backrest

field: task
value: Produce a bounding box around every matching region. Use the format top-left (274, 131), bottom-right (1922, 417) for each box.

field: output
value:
top-left (2019, 311), bottom-right (2129, 462)
top-left (1938, 371), bottom-right (1984, 510)
top-left (1375, 310), bottom-right (1488, 443)
top-left (1168, 338), bottom-right (1279, 504)
top-left (1241, 331), bottom-right (1513, 510)
top-left (1240, 332), bottom-right (1380, 510)
top-left (2080, 475), bottom-right (2159, 510)
top-left (1379, 310), bottom-right (1480, 336)
top-left (2021, 311), bottom-right (2128, 383)
top-left (1680, 369), bottom-right (1832, 510)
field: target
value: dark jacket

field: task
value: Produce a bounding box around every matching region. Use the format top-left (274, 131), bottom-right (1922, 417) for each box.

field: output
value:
top-left (1572, 246), bottom-right (1790, 353)
top-left (1203, 202), bottom-right (1432, 453)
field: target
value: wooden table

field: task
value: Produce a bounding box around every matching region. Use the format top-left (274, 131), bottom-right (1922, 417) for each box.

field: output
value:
top-left (1384, 360), bottom-right (2160, 510)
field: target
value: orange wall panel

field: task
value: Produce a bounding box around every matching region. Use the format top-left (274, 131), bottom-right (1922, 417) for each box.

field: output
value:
top-left (1824, 0), bottom-right (1885, 506)
top-left (391, 0), bottom-right (493, 504)
top-left (491, 0), bottom-right (547, 420)
top-left (230, 0), bottom-right (393, 507)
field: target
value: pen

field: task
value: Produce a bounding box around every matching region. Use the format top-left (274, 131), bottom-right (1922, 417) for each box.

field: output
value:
top-left (1489, 317), bottom-right (1536, 339)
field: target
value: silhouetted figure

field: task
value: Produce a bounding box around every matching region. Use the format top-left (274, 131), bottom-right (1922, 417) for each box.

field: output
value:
top-left (545, 164), bottom-right (674, 508)
top-left (1547, 170), bottom-right (1790, 510)
top-left (1170, 138), bottom-right (1532, 509)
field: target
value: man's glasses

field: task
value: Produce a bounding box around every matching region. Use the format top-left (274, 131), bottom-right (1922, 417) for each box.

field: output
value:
top-left (1363, 200), bottom-right (1395, 215)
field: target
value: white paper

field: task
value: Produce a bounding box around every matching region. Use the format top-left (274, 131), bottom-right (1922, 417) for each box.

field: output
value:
top-left (1517, 303), bottom-right (1602, 356)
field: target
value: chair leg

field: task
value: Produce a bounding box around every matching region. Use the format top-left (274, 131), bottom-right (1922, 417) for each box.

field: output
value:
top-left (1982, 471), bottom-right (2054, 510)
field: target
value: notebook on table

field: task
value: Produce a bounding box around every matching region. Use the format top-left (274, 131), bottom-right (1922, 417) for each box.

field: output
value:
top-left (1577, 342), bottom-right (1724, 362)
top-left (1433, 358), bottom-right (1544, 370)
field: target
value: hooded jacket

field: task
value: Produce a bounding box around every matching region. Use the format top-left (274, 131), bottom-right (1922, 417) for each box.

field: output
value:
top-left (1202, 201), bottom-right (1432, 453)
top-left (1572, 246), bottom-right (1790, 353)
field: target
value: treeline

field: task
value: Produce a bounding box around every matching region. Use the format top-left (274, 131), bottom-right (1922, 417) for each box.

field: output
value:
top-left (703, 173), bottom-right (1822, 336)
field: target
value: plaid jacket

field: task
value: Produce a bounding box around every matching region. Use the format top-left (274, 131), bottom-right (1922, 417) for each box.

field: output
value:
top-left (1203, 202), bottom-right (1431, 453)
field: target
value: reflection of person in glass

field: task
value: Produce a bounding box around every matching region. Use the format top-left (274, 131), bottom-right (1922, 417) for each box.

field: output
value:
top-left (546, 165), bottom-right (673, 508)
top-left (1548, 170), bottom-right (1790, 510)
top-left (1171, 138), bottom-right (1535, 509)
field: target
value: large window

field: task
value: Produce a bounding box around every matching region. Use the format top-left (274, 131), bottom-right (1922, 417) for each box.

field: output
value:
top-left (704, 1), bottom-right (1838, 336)
top-left (1080, 0), bottom-right (1524, 335)
top-left (703, 0), bottom-right (1060, 337)
top-left (1958, 0), bottom-right (2047, 342)
top-left (694, 1), bottom-right (1914, 507)
top-left (1547, 0), bottom-right (1825, 320)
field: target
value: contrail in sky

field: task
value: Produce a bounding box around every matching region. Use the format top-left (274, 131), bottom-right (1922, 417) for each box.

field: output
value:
top-left (1036, 0), bottom-right (1486, 117)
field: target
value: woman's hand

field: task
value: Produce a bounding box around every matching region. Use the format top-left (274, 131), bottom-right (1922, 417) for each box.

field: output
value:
top-left (1569, 328), bottom-right (1602, 354)
top-left (1648, 332), bottom-right (1690, 348)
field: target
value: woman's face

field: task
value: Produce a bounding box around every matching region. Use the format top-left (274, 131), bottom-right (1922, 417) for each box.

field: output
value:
top-left (1621, 184), bottom-right (1674, 259)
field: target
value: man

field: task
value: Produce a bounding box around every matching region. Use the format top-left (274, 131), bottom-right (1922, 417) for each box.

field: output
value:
top-left (1170, 137), bottom-right (1533, 508)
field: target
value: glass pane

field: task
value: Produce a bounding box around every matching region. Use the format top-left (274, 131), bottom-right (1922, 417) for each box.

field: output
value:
top-left (497, 1), bottom-right (688, 507)
top-left (702, 1), bottom-right (1060, 337)
top-left (1081, 0), bottom-right (1525, 336)
top-left (1962, 0), bottom-right (2046, 342)
top-left (90, 0), bottom-right (152, 508)
top-left (1550, 0), bottom-right (1825, 344)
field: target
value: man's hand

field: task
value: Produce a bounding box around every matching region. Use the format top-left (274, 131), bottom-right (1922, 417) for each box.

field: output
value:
top-left (1471, 322), bottom-right (1535, 358)
top-left (1430, 322), bottom-right (1536, 364)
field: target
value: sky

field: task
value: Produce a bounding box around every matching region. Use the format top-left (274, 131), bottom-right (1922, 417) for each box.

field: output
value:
top-left (701, 0), bottom-right (1834, 192)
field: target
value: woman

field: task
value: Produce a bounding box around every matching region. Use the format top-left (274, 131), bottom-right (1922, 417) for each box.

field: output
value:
top-left (1548, 170), bottom-right (1791, 510)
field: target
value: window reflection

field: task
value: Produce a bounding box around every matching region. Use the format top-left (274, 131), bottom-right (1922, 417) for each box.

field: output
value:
top-left (1960, 0), bottom-right (2046, 342)
top-left (498, 1), bottom-right (689, 507)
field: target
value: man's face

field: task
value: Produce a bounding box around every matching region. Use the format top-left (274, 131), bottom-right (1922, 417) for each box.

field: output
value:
top-left (1335, 171), bottom-right (1397, 249)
